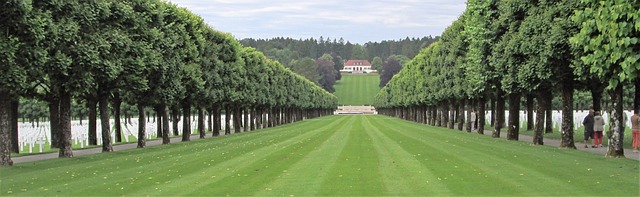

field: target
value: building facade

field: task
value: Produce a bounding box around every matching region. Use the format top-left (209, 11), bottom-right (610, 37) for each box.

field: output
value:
top-left (340, 60), bottom-right (375, 73)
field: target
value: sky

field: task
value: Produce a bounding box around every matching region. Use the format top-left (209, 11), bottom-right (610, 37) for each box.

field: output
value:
top-left (168, 0), bottom-right (468, 44)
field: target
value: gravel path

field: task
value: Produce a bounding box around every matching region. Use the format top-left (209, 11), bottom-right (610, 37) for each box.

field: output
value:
top-left (12, 129), bottom-right (639, 164)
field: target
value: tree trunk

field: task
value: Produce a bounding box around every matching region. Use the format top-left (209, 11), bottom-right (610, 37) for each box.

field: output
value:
top-left (137, 104), bottom-right (146, 148)
top-left (493, 91), bottom-right (505, 138)
top-left (458, 100), bottom-right (465, 131)
top-left (526, 94), bottom-right (534, 131)
top-left (507, 93), bottom-right (521, 141)
top-left (213, 106), bottom-right (221, 136)
top-left (225, 106), bottom-right (231, 135)
top-left (58, 89), bottom-right (73, 158)
top-left (172, 106), bottom-right (179, 136)
top-left (155, 106), bottom-right (163, 138)
top-left (113, 93), bottom-right (122, 143)
top-left (430, 106), bottom-right (436, 126)
top-left (198, 107), bottom-right (205, 139)
top-left (10, 99), bottom-right (18, 153)
top-left (234, 106), bottom-right (242, 133)
top-left (208, 108), bottom-right (213, 134)
top-left (477, 97), bottom-right (486, 135)
top-left (244, 107), bottom-right (250, 132)
top-left (99, 95), bottom-right (113, 152)
top-left (250, 107), bottom-right (256, 131)
top-left (88, 99), bottom-right (97, 145)
top-left (49, 99), bottom-right (61, 148)
top-left (466, 101), bottom-right (472, 132)
top-left (560, 81), bottom-right (576, 149)
top-left (256, 107), bottom-right (263, 129)
top-left (269, 108), bottom-right (275, 128)
top-left (533, 92), bottom-right (545, 145)
top-left (278, 108), bottom-right (283, 126)
top-left (182, 103), bottom-right (191, 142)
top-left (545, 91), bottom-right (553, 133)
top-left (449, 102), bottom-right (456, 129)
top-left (161, 104), bottom-right (171, 144)
top-left (0, 89), bottom-right (14, 166)
top-left (270, 108), bottom-right (275, 127)
top-left (490, 98), bottom-right (496, 127)
top-left (606, 83), bottom-right (625, 158)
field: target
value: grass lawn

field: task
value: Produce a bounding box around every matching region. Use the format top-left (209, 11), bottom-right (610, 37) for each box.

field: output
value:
top-left (1, 115), bottom-right (638, 196)
top-left (333, 74), bottom-right (380, 105)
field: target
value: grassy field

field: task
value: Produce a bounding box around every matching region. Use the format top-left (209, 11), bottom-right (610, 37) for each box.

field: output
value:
top-left (1, 115), bottom-right (638, 196)
top-left (333, 74), bottom-right (380, 105)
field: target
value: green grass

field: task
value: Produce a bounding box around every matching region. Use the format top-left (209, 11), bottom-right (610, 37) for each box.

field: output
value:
top-left (1, 115), bottom-right (638, 196)
top-left (333, 74), bottom-right (380, 105)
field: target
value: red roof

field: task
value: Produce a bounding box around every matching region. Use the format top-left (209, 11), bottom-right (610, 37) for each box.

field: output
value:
top-left (344, 60), bottom-right (372, 67)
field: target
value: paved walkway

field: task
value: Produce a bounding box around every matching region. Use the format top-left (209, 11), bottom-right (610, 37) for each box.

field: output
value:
top-left (12, 130), bottom-right (639, 164)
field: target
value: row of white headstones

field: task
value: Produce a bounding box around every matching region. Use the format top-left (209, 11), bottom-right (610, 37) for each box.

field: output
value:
top-left (18, 115), bottom-right (234, 153)
top-left (482, 110), bottom-right (633, 130)
top-left (17, 110), bottom-right (636, 153)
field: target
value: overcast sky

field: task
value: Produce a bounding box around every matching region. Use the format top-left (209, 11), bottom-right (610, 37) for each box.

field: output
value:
top-left (168, 0), bottom-right (468, 44)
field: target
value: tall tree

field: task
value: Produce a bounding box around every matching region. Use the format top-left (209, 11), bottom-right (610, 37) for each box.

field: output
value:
top-left (379, 57), bottom-right (402, 88)
top-left (289, 58), bottom-right (320, 84)
top-left (0, 0), bottom-right (32, 165)
top-left (572, 0), bottom-right (640, 157)
top-left (316, 55), bottom-right (337, 93)
top-left (372, 56), bottom-right (383, 73)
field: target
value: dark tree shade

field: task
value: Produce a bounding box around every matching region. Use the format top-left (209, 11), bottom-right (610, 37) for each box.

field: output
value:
top-left (379, 57), bottom-right (402, 88)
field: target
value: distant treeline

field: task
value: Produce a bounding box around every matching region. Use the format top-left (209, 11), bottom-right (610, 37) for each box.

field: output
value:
top-left (239, 36), bottom-right (438, 65)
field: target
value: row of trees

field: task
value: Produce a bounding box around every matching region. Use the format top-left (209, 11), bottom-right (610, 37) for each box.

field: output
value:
top-left (0, 0), bottom-right (337, 166)
top-left (374, 0), bottom-right (639, 158)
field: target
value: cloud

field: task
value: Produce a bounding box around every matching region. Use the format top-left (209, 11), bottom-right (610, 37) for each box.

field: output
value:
top-left (168, 0), bottom-right (466, 43)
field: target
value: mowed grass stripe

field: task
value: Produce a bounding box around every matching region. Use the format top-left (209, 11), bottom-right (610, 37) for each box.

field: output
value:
top-left (253, 116), bottom-right (357, 196)
top-left (164, 117), bottom-right (350, 196)
top-left (361, 115), bottom-right (451, 195)
top-left (317, 115), bottom-right (385, 195)
top-left (191, 117), bottom-right (350, 196)
top-left (370, 116), bottom-right (638, 196)
top-left (333, 74), bottom-right (380, 105)
top-left (371, 117), bottom-right (544, 195)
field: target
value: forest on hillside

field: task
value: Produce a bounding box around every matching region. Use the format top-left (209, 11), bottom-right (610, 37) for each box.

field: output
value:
top-left (240, 36), bottom-right (438, 64)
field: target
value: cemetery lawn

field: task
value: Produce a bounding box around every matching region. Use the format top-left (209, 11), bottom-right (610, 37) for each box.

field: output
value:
top-left (1, 115), bottom-right (638, 196)
top-left (333, 74), bottom-right (380, 105)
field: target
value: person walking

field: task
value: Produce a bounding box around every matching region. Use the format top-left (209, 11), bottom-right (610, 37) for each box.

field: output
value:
top-left (593, 111), bottom-right (605, 148)
top-left (582, 110), bottom-right (595, 148)
top-left (631, 112), bottom-right (640, 153)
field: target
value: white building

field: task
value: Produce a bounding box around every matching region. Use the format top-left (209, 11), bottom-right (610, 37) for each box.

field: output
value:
top-left (340, 60), bottom-right (376, 73)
